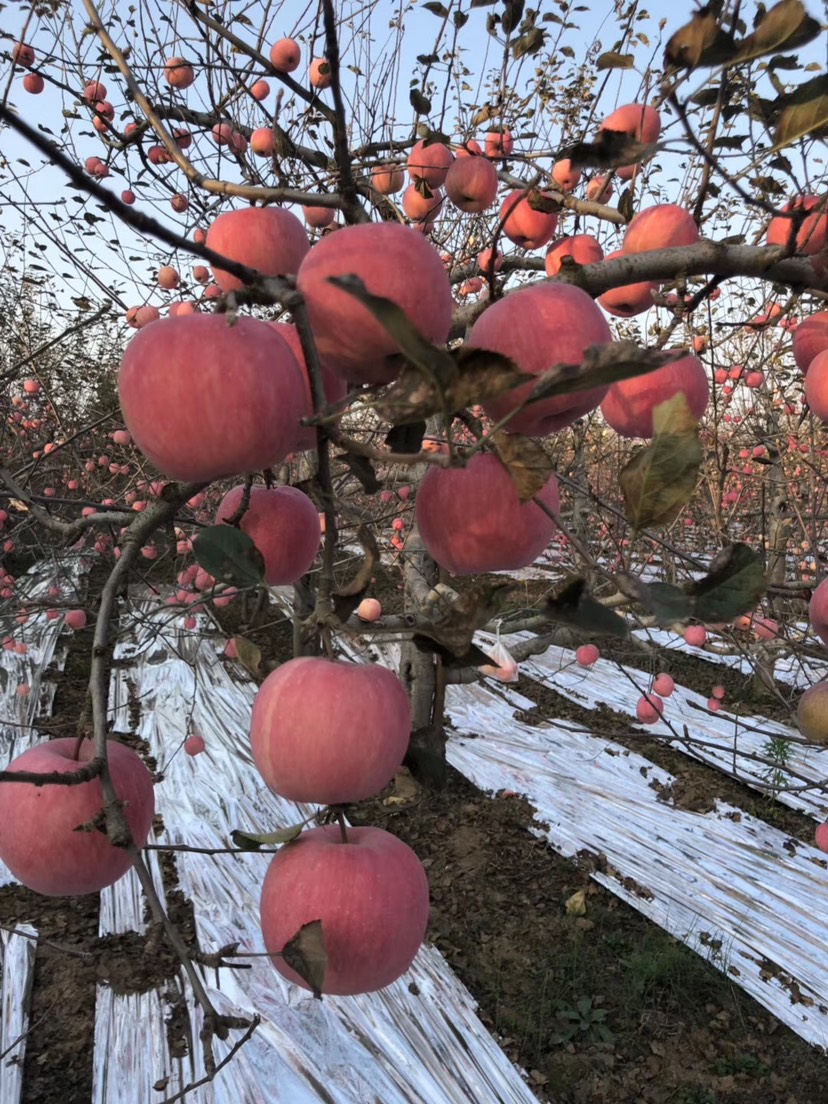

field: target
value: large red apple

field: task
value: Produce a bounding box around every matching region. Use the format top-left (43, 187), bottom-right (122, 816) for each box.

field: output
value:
top-left (119, 314), bottom-right (307, 482)
top-left (466, 282), bottom-right (613, 435)
top-left (215, 485), bottom-right (321, 585)
top-left (793, 311), bottom-right (828, 373)
top-left (805, 349), bottom-right (828, 421)
top-left (206, 207), bottom-right (310, 291)
top-left (600, 352), bottom-right (709, 438)
top-left (407, 140), bottom-right (454, 187)
top-left (295, 222), bottom-right (453, 385)
top-left (597, 250), bottom-right (657, 317)
top-left (499, 190), bottom-right (558, 250)
top-left (0, 738), bottom-right (154, 897)
top-left (260, 824), bottom-right (429, 995)
top-left (810, 578), bottom-right (828, 646)
top-left (268, 322), bottom-right (348, 451)
top-left (416, 452), bottom-right (560, 575)
top-left (444, 155), bottom-right (498, 212)
top-left (767, 196), bottom-right (828, 255)
top-left (250, 657), bottom-right (411, 804)
top-left (623, 204), bottom-right (700, 254)
top-left (545, 234), bottom-right (603, 277)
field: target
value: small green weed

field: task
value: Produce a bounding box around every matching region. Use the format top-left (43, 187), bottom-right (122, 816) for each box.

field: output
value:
top-left (549, 996), bottom-right (613, 1045)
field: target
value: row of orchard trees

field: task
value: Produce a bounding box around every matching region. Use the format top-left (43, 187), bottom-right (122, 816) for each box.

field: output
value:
top-left (1, 0), bottom-right (828, 1069)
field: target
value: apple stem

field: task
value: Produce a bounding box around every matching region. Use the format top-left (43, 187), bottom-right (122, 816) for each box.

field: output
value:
top-left (336, 810), bottom-right (349, 844)
top-left (71, 732), bottom-right (89, 761)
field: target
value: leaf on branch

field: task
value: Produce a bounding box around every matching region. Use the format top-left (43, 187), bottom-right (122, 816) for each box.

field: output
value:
top-left (376, 346), bottom-right (529, 425)
top-left (233, 635), bottom-right (263, 679)
top-left (281, 920), bottom-right (327, 999)
top-left (192, 525), bottom-right (265, 588)
top-left (596, 52), bottom-right (635, 70)
top-left (409, 88), bottom-right (432, 114)
top-left (616, 574), bottom-right (692, 624)
top-left (338, 451), bottom-right (381, 494)
top-left (385, 421), bottom-right (426, 453)
top-left (492, 431), bottom-right (554, 503)
top-left (527, 190), bottom-right (563, 214)
top-left (472, 103), bottom-right (497, 126)
top-left (501, 0), bottom-right (526, 35)
top-left (774, 75), bottom-right (828, 148)
top-left (471, 0), bottom-right (498, 6)
top-left (618, 394), bottom-right (703, 529)
top-left (454, 10), bottom-right (470, 28)
top-left (528, 344), bottom-right (686, 406)
top-left (332, 525), bottom-right (380, 621)
top-left (230, 823), bottom-right (304, 850)
top-left (687, 543), bottom-right (767, 623)
top-left (664, 5), bottom-right (735, 69)
top-left (423, 1), bottom-right (449, 14)
top-left (729, 0), bottom-right (820, 66)
top-left (617, 186), bottom-right (635, 222)
top-left (414, 579), bottom-right (516, 663)
top-left (562, 130), bottom-right (657, 171)
top-left (541, 577), bottom-right (629, 637)
top-left (512, 27), bottom-right (545, 58)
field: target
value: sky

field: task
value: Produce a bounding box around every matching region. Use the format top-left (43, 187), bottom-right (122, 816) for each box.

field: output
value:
top-left (0, 0), bottom-right (825, 335)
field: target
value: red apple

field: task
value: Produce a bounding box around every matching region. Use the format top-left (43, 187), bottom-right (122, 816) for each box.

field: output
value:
top-left (444, 156), bottom-right (498, 212)
top-left (684, 625), bottom-right (707, 647)
top-left (296, 222), bottom-right (453, 385)
top-left (402, 184), bottom-right (443, 225)
top-left (805, 349), bottom-right (828, 421)
top-left (12, 43), bottom-right (36, 68)
top-left (551, 159), bottom-right (581, 192)
top-left (23, 73), bottom-right (44, 94)
top-left (797, 682), bottom-right (828, 743)
top-left (250, 657), bottom-right (411, 804)
top-left (586, 175), bottom-right (613, 203)
top-left (597, 250), bottom-right (657, 317)
top-left (576, 644), bottom-right (600, 666)
top-left (600, 352), bottom-right (709, 438)
top-left (599, 103), bottom-right (661, 178)
top-left (268, 322), bottom-right (348, 450)
top-left (545, 234), bottom-right (603, 277)
top-left (816, 823), bottom-right (828, 853)
top-left (415, 452), bottom-right (559, 575)
top-left (214, 484), bottom-right (320, 585)
top-left (767, 196), bottom-right (828, 255)
top-left (653, 673), bottom-right (675, 697)
top-left (357, 597), bottom-right (382, 621)
top-left (260, 825), bottom-right (429, 995)
top-left (118, 314), bottom-right (307, 482)
top-left (303, 204), bottom-right (336, 229)
top-left (636, 693), bottom-right (664, 724)
top-left (309, 58), bottom-right (331, 89)
top-left (157, 266), bottom-right (179, 290)
top-left (251, 128), bottom-right (275, 157)
top-left (206, 207), bottom-right (310, 292)
top-left (271, 38), bottom-right (301, 72)
top-left (371, 164), bottom-right (405, 194)
top-left (184, 734), bottom-right (206, 756)
top-left (407, 140), bottom-right (454, 188)
top-left (164, 57), bottom-right (195, 88)
top-left (0, 738), bottom-right (155, 897)
top-left (792, 310), bottom-right (828, 373)
top-left (623, 204), bottom-right (700, 254)
top-left (251, 80), bottom-right (270, 100)
top-left (809, 577), bottom-right (828, 646)
top-left (467, 282), bottom-right (612, 435)
top-left (499, 189), bottom-right (558, 250)
top-left (484, 129), bottom-right (513, 157)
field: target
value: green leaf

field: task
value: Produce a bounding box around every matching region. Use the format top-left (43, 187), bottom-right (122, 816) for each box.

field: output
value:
top-left (618, 395), bottom-right (703, 529)
top-left (231, 823), bottom-right (304, 850)
top-left (541, 577), bottom-right (629, 637)
top-left (193, 525), bottom-right (265, 588)
top-left (596, 52), bottom-right (634, 70)
top-left (493, 431), bottom-right (554, 503)
top-left (688, 543), bottom-right (767, 623)
top-left (774, 75), bottom-right (828, 148)
top-left (281, 920), bottom-right (327, 999)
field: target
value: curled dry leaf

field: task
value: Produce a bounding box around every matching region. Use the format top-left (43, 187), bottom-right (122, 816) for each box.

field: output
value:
top-left (541, 577), bottom-right (629, 638)
top-left (492, 431), bottom-right (554, 503)
top-left (561, 130), bottom-right (657, 171)
top-left (529, 344), bottom-right (686, 407)
top-left (281, 919), bottom-right (327, 999)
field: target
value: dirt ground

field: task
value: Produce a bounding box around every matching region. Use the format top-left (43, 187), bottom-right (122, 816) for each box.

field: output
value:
top-left (2, 557), bottom-right (827, 1104)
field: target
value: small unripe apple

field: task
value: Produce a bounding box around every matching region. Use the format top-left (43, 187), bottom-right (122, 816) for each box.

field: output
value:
top-left (636, 693), bottom-right (664, 724)
top-left (684, 625), bottom-right (707, 647)
top-left (184, 734), bottom-right (206, 756)
top-left (576, 644), bottom-right (600, 666)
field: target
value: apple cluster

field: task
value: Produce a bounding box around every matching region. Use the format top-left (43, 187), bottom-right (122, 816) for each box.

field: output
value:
top-left (249, 657), bottom-right (430, 996)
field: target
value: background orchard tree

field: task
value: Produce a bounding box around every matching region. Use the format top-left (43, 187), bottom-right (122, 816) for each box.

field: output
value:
top-left (2, 0), bottom-right (828, 1075)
